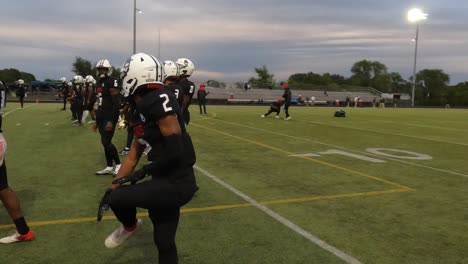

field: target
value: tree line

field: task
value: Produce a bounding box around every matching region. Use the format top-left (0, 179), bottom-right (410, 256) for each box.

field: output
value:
top-left (246, 60), bottom-right (467, 106)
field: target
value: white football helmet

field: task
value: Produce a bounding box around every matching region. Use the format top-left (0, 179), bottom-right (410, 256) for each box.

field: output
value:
top-left (17, 79), bottom-right (24, 85)
top-left (60, 77), bottom-right (67, 83)
top-left (96, 59), bottom-right (113, 77)
top-left (120, 53), bottom-right (164, 98)
top-left (163, 60), bottom-right (179, 81)
top-left (72, 75), bottom-right (84, 84)
top-left (85, 75), bottom-right (96, 84)
top-left (176, 58), bottom-right (195, 77)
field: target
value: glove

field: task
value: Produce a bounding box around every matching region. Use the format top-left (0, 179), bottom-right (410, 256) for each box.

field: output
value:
top-left (97, 188), bottom-right (112, 222)
top-left (112, 167), bottom-right (147, 185)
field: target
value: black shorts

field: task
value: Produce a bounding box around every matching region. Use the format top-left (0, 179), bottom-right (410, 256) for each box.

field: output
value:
top-left (0, 161), bottom-right (8, 191)
top-left (84, 104), bottom-right (94, 111)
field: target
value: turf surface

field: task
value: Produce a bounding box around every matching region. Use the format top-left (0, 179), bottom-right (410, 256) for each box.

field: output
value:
top-left (0, 103), bottom-right (467, 263)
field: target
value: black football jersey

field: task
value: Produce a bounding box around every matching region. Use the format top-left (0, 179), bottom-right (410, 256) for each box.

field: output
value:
top-left (96, 76), bottom-right (119, 112)
top-left (167, 83), bottom-right (183, 107)
top-left (61, 83), bottom-right (69, 95)
top-left (177, 78), bottom-right (195, 107)
top-left (133, 86), bottom-right (194, 175)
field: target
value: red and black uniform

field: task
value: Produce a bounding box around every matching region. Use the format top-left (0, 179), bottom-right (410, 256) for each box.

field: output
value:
top-left (15, 85), bottom-right (26, 108)
top-left (96, 76), bottom-right (121, 168)
top-left (176, 78), bottom-right (195, 125)
top-left (60, 82), bottom-right (69, 110)
top-left (197, 84), bottom-right (208, 114)
top-left (263, 100), bottom-right (283, 117)
top-left (109, 85), bottom-right (197, 263)
top-left (70, 83), bottom-right (84, 124)
top-left (282, 84), bottom-right (292, 118)
top-left (84, 82), bottom-right (96, 111)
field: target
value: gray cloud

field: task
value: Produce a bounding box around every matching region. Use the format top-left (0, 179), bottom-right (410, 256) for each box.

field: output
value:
top-left (0, 0), bottom-right (466, 84)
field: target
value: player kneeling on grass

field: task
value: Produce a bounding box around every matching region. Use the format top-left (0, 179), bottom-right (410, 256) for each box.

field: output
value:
top-left (97, 53), bottom-right (198, 264)
top-left (0, 115), bottom-right (35, 244)
top-left (261, 98), bottom-right (283, 118)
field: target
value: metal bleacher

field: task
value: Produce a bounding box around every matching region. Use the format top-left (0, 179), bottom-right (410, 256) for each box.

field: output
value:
top-left (196, 87), bottom-right (380, 105)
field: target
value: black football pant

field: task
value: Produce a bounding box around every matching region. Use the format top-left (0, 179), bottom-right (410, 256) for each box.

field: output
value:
top-left (264, 108), bottom-right (280, 117)
top-left (183, 109), bottom-right (190, 126)
top-left (97, 117), bottom-right (120, 167)
top-left (62, 96), bottom-right (68, 110)
top-left (283, 104), bottom-right (291, 118)
top-left (19, 96), bottom-right (24, 108)
top-left (198, 101), bottom-right (206, 114)
top-left (110, 177), bottom-right (195, 264)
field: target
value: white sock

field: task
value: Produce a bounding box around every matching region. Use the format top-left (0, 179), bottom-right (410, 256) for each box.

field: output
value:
top-left (82, 110), bottom-right (89, 124)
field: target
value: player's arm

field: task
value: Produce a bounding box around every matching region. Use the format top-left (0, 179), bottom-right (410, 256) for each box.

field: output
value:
top-left (111, 138), bottom-right (145, 189)
top-left (86, 85), bottom-right (93, 104)
top-left (181, 83), bottom-right (195, 110)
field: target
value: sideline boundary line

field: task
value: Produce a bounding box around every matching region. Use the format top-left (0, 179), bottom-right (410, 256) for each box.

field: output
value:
top-left (0, 188), bottom-right (406, 230)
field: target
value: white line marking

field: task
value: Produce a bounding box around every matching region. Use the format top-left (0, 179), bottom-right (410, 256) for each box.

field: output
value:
top-left (45, 123), bottom-right (49, 126)
top-left (199, 118), bottom-right (468, 178)
top-left (194, 165), bottom-right (362, 264)
top-left (289, 153), bottom-right (321, 157)
top-left (208, 122), bottom-right (215, 125)
top-left (266, 122), bottom-right (273, 124)
top-left (16, 123), bottom-right (21, 126)
top-left (2, 105), bottom-right (35, 117)
top-left (297, 119), bottom-right (468, 147)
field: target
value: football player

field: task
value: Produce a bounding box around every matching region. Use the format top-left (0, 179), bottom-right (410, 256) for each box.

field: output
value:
top-left (282, 82), bottom-right (292, 120)
top-left (99, 53), bottom-right (197, 263)
top-left (261, 98), bottom-right (283, 118)
top-left (175, 58), bottom-right (195, 126)
top-left (0, 104), bottom-right (35, 243)
top-left (59, 77), bottom-right (69, 110)
top-left (82, 75), bottom-right (97, 124)
top-left (94, 59), bottom-right (121, 175)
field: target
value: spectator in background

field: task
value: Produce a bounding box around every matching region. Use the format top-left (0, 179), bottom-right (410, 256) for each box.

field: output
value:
top-left (323, 90), bottom-right (328, 96)
top-left (311, 96), bottom-right (315, 106)
top-left (15, 79), bottom-right (26, 109)
top-left (335, 99), bottom-right (340, 107)
top-left (346, 96), bottom-right (350, 107)
top-left (197, 83), bottom-right (209, 114)
top-left (373, 97), bottom-right (377, 108)
top-left (354, 96), bottom-right (358, 108)
top-left (0, 81), bottom-right (6, 109)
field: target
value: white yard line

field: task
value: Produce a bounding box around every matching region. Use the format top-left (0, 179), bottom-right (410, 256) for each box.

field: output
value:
top-left (194, 165), bottom-right (363, 264)
top-left (2, 104), bottom-right (36, 117)
top-left (297, 119), bottom-right (468, 147)
top-left (198, 116), bottom-right (468, 179)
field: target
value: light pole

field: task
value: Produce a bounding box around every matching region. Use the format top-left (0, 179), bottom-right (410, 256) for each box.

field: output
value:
top-left (133, 0), bottom-right (142, 54)
top-left (407, 8), bottom-right (428, 107)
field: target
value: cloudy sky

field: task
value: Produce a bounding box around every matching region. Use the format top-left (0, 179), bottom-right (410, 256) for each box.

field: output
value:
top-left (1, 0), bottom-right (467, 84)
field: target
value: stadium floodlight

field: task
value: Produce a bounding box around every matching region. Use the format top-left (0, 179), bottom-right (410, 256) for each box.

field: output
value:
top-left (407, 8), bottom-right (428, 107)
top-left (133, 0), bottom-right (143, 54)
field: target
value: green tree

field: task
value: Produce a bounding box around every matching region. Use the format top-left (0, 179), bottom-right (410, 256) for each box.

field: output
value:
top-left (415, 69), bottom-right (450, 106)
top-left (350, 60), bottom-right (390, 91)
top-left (445, 82), bottom-right (468, 106)
top-left (389, 72), bottom-right (411, 93)
top-left (249, 65), bottom-right (275, 88)
top-left (206, 80), bottom-right (226, 88)
top-left (72, 57), bottom-right (94, 77)
top-left (0, 68), bottom-right (36, 83)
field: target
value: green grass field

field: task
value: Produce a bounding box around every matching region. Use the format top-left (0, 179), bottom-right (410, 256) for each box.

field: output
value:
top-left (0, 103), bottom-right (467, 264)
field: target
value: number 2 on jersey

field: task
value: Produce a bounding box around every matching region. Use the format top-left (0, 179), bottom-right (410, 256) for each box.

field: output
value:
top-left (160, 94), bottom-right (173, 112)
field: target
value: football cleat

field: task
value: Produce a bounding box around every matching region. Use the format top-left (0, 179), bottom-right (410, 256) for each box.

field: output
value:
top-left (105, 219), bottom-right (142, 249)
top-left (96, 167), bottom-right (114, 175)
top-left (0, 230), bottom-right (35, 244)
